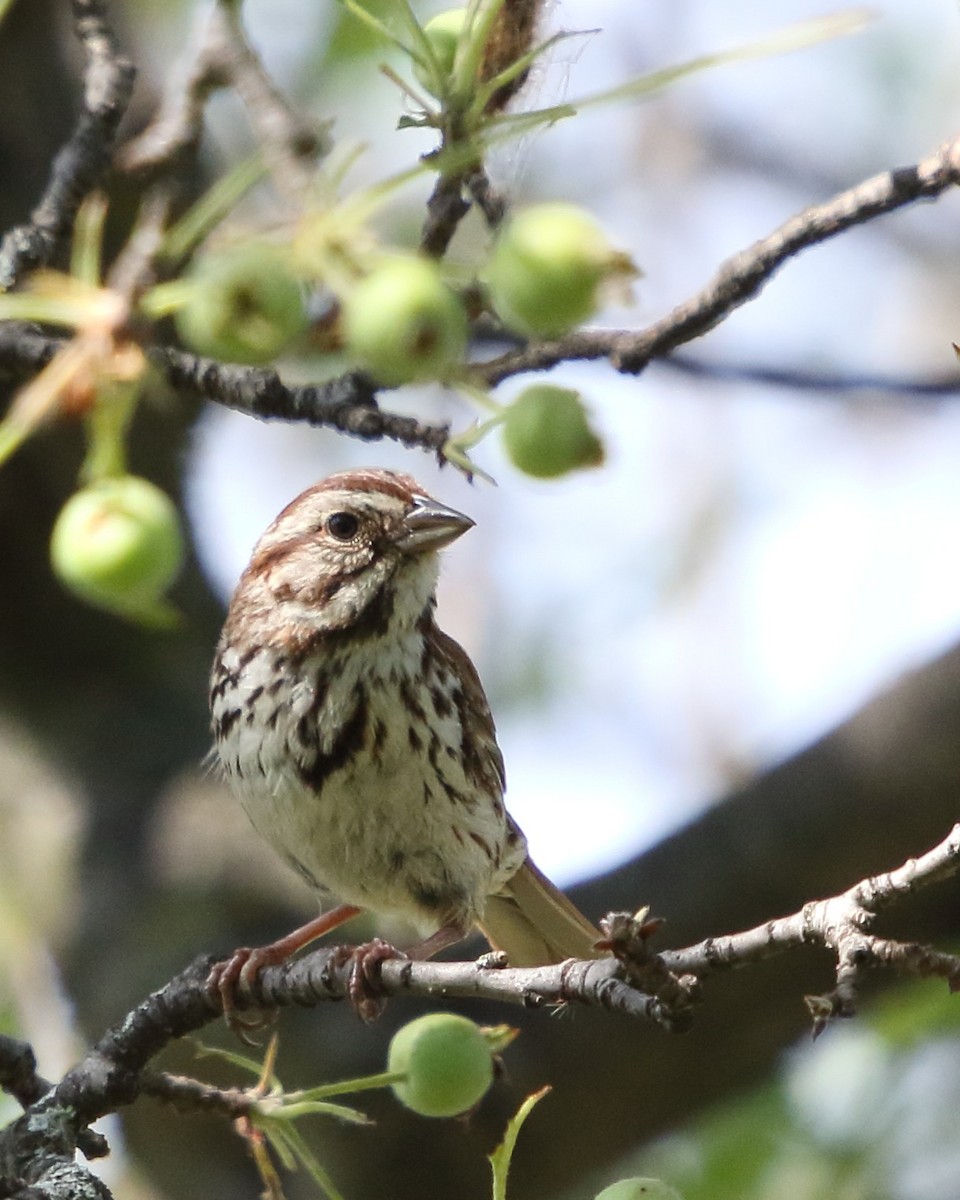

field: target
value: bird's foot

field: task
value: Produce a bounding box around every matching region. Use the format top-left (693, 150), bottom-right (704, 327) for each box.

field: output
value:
top-left (206, 946), bottom-right (284, 1041)
top-left (331, 938), bottom-right (407, 1022)
top-left (206, 905), bottom-right (364, 1037)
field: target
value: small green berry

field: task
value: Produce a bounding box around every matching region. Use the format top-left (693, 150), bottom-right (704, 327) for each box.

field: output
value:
top-left (341, 257), bottom-right (467, 386)
top-left (50, 476), bottom-right (184, 622)
top-left (594, 1179), bottom-right (684, 1200)
top-left (388, 1013), bottom-right (495, 1118)
top-left (175, 244), bottom-right (307, 364)
top-left (488, 203), bottom-right (631, 338)
top-left (502, 384), bottom-right (604, 479)
top-left (414, 8), bottom-right (468, 96)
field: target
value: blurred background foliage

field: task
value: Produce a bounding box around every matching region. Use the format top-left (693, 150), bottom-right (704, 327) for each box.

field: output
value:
top-left (2, 1), bottom-right (960, 1198)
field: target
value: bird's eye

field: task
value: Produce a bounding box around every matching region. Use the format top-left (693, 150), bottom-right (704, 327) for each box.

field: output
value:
top-left (326, 511), bottom-right (360, 541)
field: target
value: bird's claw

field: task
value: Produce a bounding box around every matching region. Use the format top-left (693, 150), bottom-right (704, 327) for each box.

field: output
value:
top-left (331, 938), bottom-right (406, 1022)
top-left (206, 947), bottom-right (280, 1041)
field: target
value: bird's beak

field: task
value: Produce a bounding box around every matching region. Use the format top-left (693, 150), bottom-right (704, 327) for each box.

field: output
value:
top-left (399, 495), bottom-right (475, 554)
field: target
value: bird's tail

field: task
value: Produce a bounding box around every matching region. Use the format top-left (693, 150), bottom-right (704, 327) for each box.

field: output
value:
top-left (478, 856), bottom-right (602, 967)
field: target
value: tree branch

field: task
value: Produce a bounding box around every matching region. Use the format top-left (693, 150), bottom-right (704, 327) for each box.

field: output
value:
top-left (151, 346), bottom-right (452, 452)
top-left (478, 130), bottom-right (960, 385)
top-left (138, 1070), bottom-right (256, 1121)
top-left (2, 824), bottom-right (958, 1195)
top-left (660, 822), bottom-right (960, 1031)
top-left (0, 1038), bottom-right (107, 1166)
top-left (0, 0), bottom-right (135, 291)
top-left (4, 124), bottom-right (960, 461)
top-left (118, 0), bottom-right (329, 197)
top-left (660, 351), bottom-right (960, 399)
top-left (0, 324), bottom-right (451, 457)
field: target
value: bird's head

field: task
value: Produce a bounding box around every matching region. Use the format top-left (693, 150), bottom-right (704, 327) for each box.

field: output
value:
top-left (223, 468), bottom-right (474, 650)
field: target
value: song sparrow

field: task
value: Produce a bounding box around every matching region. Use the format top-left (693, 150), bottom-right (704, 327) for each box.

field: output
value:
top-left (209, 467), bottom-right (600, 1009)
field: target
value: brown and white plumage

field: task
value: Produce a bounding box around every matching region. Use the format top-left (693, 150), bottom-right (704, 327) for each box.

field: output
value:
top-left (210, 468), bottom-right (599, 980)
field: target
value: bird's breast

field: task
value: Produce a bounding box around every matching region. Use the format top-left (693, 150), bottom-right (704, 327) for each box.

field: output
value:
top-left (211, 639), bottom-right (524, 931)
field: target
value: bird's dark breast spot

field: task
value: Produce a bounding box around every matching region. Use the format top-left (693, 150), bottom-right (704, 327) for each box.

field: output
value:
top-left (425, 735), bottom-right (478, 813)
top-left (399, 677), bottom-right (427, 722)
top-left (295, 688), bottom-right (369, 792)
top-left (209, 660), bottom-right (240, 705)
top-left (334, 576), bottom-right (397, 641)
top-left (292, 676), bottom-right (331, 753)
top-left (430, 684), bottom-right (453, 720)
top-left (468, 830), bottom-right (496, 863)
top-left (214, 707), bottom-right (241, 740)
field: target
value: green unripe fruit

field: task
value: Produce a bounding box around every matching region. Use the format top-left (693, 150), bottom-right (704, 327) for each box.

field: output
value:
top-left (488, 203), bottom-right (627, 338)
top-left (414, 8), bottom-right (468, 95)
top-left (342, 257), bottom-right (467, 386)
top-left (388, 1013), bottom-right (494, 1118)
top-left (594, 1180), bottom-right (684, 1200)
top-left (175, 244), bottom-right (307, 364)
top-left (502, 385), bottom-right (604, 479)
top-left (50, 476), bottom-right (184, 623)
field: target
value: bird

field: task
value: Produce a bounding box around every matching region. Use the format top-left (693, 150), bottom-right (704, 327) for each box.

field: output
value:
top-left (208, 467), bottom-right (601, 1010)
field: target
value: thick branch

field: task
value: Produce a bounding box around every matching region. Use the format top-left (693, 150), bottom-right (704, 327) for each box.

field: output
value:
top-left (0, 1038), bottom-right (107, 1166)
top-left (0, 323), bottom-right (451, 456)
top-left (0, 0), bottom-right (135, 290)
top-left (2, 824), bottom-right (958, 1194)
top-left (152, 346), bottom-right (451, 452)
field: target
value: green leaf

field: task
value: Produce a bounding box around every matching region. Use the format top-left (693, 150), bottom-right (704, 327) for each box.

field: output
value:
top-left (575, 8), bottom-right (873, 111)
top-left (264, 1098), bottom-right (372, 1125)
top-left (328, 0), bottom-right (409, 62)
top-left (293, 1069), bottom-right (406, 1102)
top-left (260, 1117), bottom-right (348, 1200)
top-left (190, 1039), bottom-right (280, 1084)
top-left (70, 194), bottom-right (107, 286)
top-left (159, 155), bottom-right (268, 263)
top-left (488, 1087), bottom-right (551, 1200)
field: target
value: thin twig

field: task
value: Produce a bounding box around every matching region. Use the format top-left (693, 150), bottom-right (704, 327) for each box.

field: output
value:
top-left (465, 164), bottom-right (507, 227)
top-left (420, 173), bottom-right (472, 258)
top-left (478, 131), bottom-right (960, 385)
top-left (0, 0), bottom-right (136, 291)
top-left (119, 0), bottom-right (329, 199)
top-left (660, 351), bottom-right (960, 398)
top-left (215, 1), bottom-right (330, 199)
top-left (662, 822), bottom-right (960, 1031)
top-left (419, 163), bottom-right (508, 257)
top-left (139, 1070), bottom-right (255, 1120)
